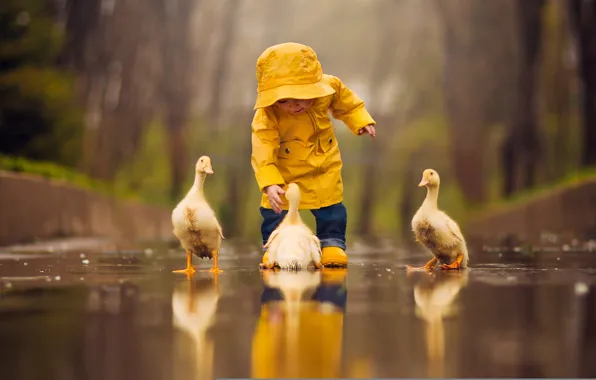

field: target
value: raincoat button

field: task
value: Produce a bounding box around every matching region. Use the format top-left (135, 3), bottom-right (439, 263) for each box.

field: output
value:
top-left (285, 148), bottom-right (290, 154)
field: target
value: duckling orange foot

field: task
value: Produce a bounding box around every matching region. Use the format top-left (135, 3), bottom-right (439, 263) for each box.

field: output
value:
top-left (202, 249), bottom-right (223, 273)
top-left (172, 267), bottom-right (196, 275)
top-left (406, 257), bottom-right (437, 272)
top-left (173, 250), bottom-right (196, 275)
top-left (440, 262), bottom-right (460, 270)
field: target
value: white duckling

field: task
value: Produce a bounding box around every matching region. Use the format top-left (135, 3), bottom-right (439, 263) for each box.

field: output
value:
top-left (261, 183), bottom-right (322, 270)
top-left (409, 169), bottom-right (469, 270)
top-left (172, 156), bottom-right (224, 275)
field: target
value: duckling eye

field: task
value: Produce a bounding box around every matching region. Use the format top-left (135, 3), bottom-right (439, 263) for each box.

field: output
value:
top-left (429, 172), bottom-right (434, 176)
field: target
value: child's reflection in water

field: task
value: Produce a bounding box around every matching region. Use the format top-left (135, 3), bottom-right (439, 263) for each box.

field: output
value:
top-left (251, 270), bottom-right (348, 378)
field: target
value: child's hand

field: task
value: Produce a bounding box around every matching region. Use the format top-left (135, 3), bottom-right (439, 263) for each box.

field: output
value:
top-left (358, 124), bottom-right (376, 138)
top-left (265, 185), bottom-right (286, 213)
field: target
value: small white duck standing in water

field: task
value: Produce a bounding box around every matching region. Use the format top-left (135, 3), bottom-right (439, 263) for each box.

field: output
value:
top-left (408, 169), bottom-right (469, 270)
top-left (261, 183), bottom-right (322, 270)
top-left (172, 156), bottom-right (224, 275)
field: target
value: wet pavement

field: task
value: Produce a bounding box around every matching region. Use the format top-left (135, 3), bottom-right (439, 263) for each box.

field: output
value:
top-left (0, 238), bottom-right (595, 379)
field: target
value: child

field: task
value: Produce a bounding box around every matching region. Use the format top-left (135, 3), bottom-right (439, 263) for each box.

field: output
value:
top-left (251, 42), bottom-right (376, 268)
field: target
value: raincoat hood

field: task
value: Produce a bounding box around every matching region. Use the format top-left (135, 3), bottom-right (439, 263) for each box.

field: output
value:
top-left (254, 42), bottom-right (336, 110)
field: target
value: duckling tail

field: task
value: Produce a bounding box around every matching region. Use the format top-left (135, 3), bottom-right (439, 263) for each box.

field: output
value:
top-left (285, 183), bottom-right (301, 225)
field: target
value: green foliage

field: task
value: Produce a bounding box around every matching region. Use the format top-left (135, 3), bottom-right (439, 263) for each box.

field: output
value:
top-left (474, 166), bottom-right (596, 219)
top-left (0, 0), bottom-right (84, 167)
top-left (113, 119), bottom-right (174, 207)
top-left (0, 0), bottom-right (64, 67)
top-left (0, 154), bottom-right (138, 200)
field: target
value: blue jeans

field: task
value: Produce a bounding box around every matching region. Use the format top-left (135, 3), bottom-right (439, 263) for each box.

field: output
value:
top-left (261, 282), bottom-right (347, 311)
top-left (260, 202), bottom-right (347, 251)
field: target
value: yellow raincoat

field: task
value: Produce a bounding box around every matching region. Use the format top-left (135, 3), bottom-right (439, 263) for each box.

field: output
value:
top-left (251, 42), bottom-right (376, 210)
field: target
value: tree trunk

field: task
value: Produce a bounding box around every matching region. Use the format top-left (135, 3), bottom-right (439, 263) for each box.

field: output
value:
top-left (161, 0), bottom-right (196, 200)
top-left (501, 0), bottom-right (545, 197)
top-left (355, 0), bottom-right (398, 237)
top-left (207, 0), bottom-right (241, 127)
top-left (437, 0), bottom-right (512, 204)
top-left (568, 0), bottom-right (596, 167)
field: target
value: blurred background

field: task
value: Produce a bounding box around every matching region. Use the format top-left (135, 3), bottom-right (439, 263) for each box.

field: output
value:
top-left (1, 0), bottom-right (595, 246)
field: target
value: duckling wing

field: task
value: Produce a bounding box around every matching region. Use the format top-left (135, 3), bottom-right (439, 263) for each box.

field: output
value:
top-left (435, 215), bottom-right (464, 249)
top-left (445, 216), bottom-right (464, 242)
top-left (263, 229), bottom-right (280, 249)
top-left (213, 216), bottom-right (224, 239)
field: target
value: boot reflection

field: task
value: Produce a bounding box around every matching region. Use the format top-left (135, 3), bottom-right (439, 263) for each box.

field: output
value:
top-left (172, 274), bottom-right (221, 380)
top-left (251, 269), bottom-right (347, 378)
top-left (409, 269), bottom-right (469, 378)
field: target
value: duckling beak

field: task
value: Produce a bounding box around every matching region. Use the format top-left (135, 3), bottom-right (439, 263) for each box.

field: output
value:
top-left (205, 166), bottom-right (214, 175)
top-left (418, 177), bottom-right (429, 187)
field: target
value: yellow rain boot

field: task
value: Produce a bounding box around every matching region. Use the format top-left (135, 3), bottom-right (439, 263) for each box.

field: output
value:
top-left (321, 246), bottom-right (348, 268)
top-left (321, 268), bottom-right (348, 285)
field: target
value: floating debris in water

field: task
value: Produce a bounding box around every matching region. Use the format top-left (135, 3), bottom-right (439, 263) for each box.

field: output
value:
top-left (80, 277), bottom-right (84, 281)
top-left (513, 247), bottom-right (521, 252)
top-left (574, 282), bottom-right (589, 295)
top-left (80, 253), bottom-right (86, 259)
top-left (144, 248), bottom-right (154, 256)
top-left (557, 257), bottom-right (560, 261)
top-left (506, 276), bottom-right (516, 281)
top-left (563, 244), bottom-right (570, 251)
top-left (498, 253), bottom-right (503, 258)
top-left (23, 262), bottom-right (28, 266)
top-left (54, 276), bottom-right (61, 281)
top-left (82, 259), bottom-right (90, 265)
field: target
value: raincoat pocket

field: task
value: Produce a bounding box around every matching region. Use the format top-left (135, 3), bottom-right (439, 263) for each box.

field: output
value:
top-left (278, 140), bottom-right (313, 161)
top-left (277, 140), bottom-right (314, 179)
top-left (317, 128), bottom-right (337, 154)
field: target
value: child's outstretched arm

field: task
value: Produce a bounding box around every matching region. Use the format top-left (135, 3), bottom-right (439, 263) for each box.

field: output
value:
top-left (251, 108), bottom-right (286, 212)
top-left (327, 75), bottom-right (376, 138)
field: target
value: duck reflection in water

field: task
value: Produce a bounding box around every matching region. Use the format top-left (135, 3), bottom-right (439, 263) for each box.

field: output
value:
top-left (251, 269), bottom-right (347, 378)
top-left (172, 274), bottom-right (221, 380)
top-left (409, 269), bottom-right (469, 378)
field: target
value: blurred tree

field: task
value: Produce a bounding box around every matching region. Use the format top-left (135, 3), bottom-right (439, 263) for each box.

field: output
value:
top-left (436, 0), bottom-right (512, 204)
top-left (501, 0), bottom-right (545, 196)
top-left (0, 0), bottom-right (83, 166)
top-left (161, 0), bottom-right (197, 200)
top-left (540, 0), bottom-right (575, 180)
top-left (60, 0), bottom-right (165, 180)
top-left (355, 0), bottom-right (398, 237)
top-left (207, 0), bottom-right (240, 128)
top-left (567, 0), bottom-right (596, 167)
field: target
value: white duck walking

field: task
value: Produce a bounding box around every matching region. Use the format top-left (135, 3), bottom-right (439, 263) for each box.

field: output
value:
top-left (261, 183), bottom-right (322, 270)
top-left (172, 156), bottom-right (224, 274)
top-left (409, 169), bottom-right (469, 270)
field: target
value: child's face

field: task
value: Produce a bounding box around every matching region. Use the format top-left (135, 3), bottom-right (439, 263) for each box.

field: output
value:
top-left (275, 98), bottom-right (313, 115)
